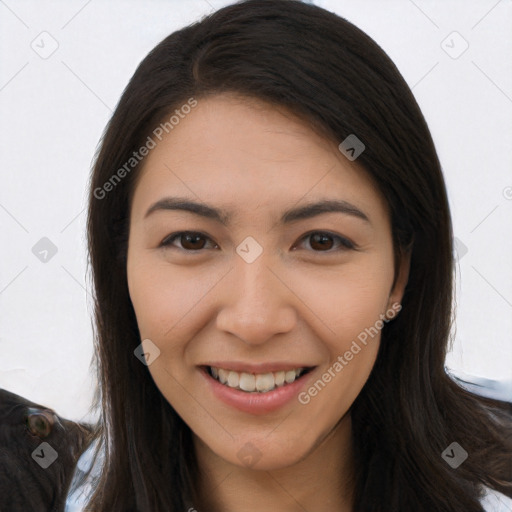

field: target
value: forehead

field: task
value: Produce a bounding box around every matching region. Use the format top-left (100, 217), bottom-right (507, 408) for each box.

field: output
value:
top-left (130, 93), bottom-right (388, 224)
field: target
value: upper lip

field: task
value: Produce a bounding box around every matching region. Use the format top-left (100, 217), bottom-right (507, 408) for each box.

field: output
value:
top-left (202, 362), bottom-right (316, 374)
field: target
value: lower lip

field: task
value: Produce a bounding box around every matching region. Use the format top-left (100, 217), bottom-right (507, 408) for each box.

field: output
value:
top-left (200, 367), bottom-right (315, 415)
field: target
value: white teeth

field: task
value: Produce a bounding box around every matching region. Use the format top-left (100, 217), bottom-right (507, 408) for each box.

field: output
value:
top-left (227, 371), bottom-right (239, 388)
top-left (256, 373), bottom-right (275, 392)
top-left (239, 372), bottom-right (256, 391)
top-left (274, 371), bottom-right (285, 387)
top-left (285, 370), bottom-right (296, 383)
top-left (218, 368), bottom-right (228, 384)
top-left (209, 366), bottom-right (307, 393)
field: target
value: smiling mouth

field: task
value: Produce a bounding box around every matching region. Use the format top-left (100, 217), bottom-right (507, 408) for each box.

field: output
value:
top-left (204, 365), bottom-right (315, 393)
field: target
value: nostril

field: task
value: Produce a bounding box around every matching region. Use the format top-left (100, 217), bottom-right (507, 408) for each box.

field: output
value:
top-left (26, 409), bottom-right (54, 438)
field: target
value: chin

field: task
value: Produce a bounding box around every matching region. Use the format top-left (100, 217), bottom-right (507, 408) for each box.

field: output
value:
top-left (217, 435), bottom-right (314, 471)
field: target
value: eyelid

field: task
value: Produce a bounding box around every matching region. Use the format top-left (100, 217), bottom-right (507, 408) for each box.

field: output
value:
top-left (159, 230), bottom-right (357, 253)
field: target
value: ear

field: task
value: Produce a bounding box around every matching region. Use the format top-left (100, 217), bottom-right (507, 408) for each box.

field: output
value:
top-left (387, 248), bottom-right (411, 311)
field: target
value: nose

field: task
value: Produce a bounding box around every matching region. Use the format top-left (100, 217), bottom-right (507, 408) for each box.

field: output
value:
top-left (215, 252), bottom-right (297, 345)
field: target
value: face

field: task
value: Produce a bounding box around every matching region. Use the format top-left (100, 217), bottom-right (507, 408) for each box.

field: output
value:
top-left (126, 93), bottom-right (409, 472)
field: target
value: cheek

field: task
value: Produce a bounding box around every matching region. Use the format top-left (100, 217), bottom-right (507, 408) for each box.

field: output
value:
top-left (127, 256), bottom-right (220, 340)
top-left (292, 259), bottom-right (393, 343)
top-left (289, 260), bottom-right (391, 408)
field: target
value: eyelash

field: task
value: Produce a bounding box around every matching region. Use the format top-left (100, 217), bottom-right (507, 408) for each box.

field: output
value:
top-left (159, 231), bottom-right (356, 254)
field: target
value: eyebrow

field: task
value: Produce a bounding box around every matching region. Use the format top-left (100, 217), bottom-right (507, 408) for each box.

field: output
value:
top-left (144, 196), bottom-right (370, 225)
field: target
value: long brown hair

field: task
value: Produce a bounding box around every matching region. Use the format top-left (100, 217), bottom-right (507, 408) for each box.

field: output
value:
top-left (84, 1), bottom-right (512, 510)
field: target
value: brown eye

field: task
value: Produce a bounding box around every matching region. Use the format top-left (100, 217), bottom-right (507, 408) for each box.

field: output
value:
top-left (26, 409), bottom-right (54, 438)
top-left (299, 231), bottom-right (355, 252)
top-left (160, 231), bottom-right (217, 251)
top-left (179, 233), bottom-right (207, 250)
top-left (309, 232), bottom-right (335, 251)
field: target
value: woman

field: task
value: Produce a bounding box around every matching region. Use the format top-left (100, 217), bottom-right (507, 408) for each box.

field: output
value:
top-left (67, 0), bottom-right (512, 510)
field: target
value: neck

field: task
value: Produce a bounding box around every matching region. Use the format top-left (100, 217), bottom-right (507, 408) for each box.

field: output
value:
top-left (192, 413), bottom-right (355, 512)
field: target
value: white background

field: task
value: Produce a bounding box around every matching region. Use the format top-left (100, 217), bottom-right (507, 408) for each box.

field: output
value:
top-left (1, 0), bottom-right (511, 423)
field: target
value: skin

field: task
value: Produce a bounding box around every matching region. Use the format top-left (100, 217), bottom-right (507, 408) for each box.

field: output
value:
top-left (126, 93), bottom-right (410, 512)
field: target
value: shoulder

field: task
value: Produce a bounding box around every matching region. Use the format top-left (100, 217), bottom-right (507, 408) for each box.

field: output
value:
top-left (64, 436), bottom-right (104, 512)
top-left (480, 486), bottom-right (512, 512)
